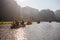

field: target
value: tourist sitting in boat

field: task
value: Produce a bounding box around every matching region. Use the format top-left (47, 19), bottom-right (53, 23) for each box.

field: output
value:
top-left (26, 20), bottom-right (32, 25)
top-left (14, 20), bottom-right (19, 26)
top-left (37, 20), bottom-right (40, 24)
top-left (20, 20), bottom-right (25, 27)
top-left (49, 21), bottom-right (52, 23)
top-left (11, 20), bottom-right (19, 29)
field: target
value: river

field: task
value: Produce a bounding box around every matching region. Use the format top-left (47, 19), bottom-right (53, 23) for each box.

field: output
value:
top-left (0, 22), bottom-right (60, 40)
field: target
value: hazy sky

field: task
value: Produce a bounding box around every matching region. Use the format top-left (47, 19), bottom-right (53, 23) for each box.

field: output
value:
top-left (15, 0), bottom-right (60, 11)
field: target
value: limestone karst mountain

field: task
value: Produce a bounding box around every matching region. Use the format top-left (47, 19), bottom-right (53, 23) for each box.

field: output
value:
top-left (55, 10), bottom-right (60, 21)
top-left (38, 9), bottom-right (56, 21)
top-left (20, 6), bottom-right (39, 21)
top-left (0, 0), bottom-right (21, 21)
top-left (0, 0), bottom-right (60, 22)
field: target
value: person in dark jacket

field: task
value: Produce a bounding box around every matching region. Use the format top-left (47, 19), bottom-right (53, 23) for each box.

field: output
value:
top-left (11, 20), bottom-right (19, 29)
top-left (15, 20), bottom-right (19, 26)
top-left (20, 20), bottom-right (25, 27)
top-left (21, 20), bottom-right (24, 25)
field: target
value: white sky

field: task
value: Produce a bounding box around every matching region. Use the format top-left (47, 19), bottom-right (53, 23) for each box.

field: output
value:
top-left (15, 0), bottom-right (60, 11)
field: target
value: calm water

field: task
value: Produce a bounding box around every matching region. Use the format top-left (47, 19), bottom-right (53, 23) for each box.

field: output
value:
top-left (0, 22), bottom-right (60, 40)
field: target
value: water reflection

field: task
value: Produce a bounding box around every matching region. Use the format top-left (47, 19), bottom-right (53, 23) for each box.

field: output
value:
top-left (0, 22), bottom-right (60, 40)
top-left (10, 28), bottom-right (26, 40)
top-left (23, 22), bottom-right (60, 40)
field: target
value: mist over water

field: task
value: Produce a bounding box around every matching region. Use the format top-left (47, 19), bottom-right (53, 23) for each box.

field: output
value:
top-left (0, 22), bottom-right (60, 40)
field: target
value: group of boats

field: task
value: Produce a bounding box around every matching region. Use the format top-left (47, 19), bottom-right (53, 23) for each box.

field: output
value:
top-left (10, 20), bottom-right (32, 29)
top-left (10, 20), bottom-right (52, 29)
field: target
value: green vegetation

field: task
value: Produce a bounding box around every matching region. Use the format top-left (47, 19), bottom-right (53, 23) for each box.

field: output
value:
top-left (0, 21), bottom-right (13, 24)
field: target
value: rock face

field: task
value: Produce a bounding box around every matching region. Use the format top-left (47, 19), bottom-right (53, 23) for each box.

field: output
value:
top-left (55, 10), bottom-right (60, 21)
top-left (21, 8), bottom-right (56, 21)
top-left (0, 0), bottom-right (21, 21)
top-left (21, 6), bottom-right (39, 21)
top-left (39, 9), bottom-right (56, 21)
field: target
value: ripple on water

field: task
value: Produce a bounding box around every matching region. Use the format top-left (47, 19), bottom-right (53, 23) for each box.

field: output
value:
top-left (0, 22), bottom-right (60, 40)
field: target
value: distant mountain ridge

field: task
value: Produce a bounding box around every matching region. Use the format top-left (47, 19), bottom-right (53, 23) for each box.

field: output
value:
top-left (0, 0), bottom-right (60, 22)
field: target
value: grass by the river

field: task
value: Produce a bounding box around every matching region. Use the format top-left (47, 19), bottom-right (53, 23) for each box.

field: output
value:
top-left (0, 21), bottom-right (13, 24)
